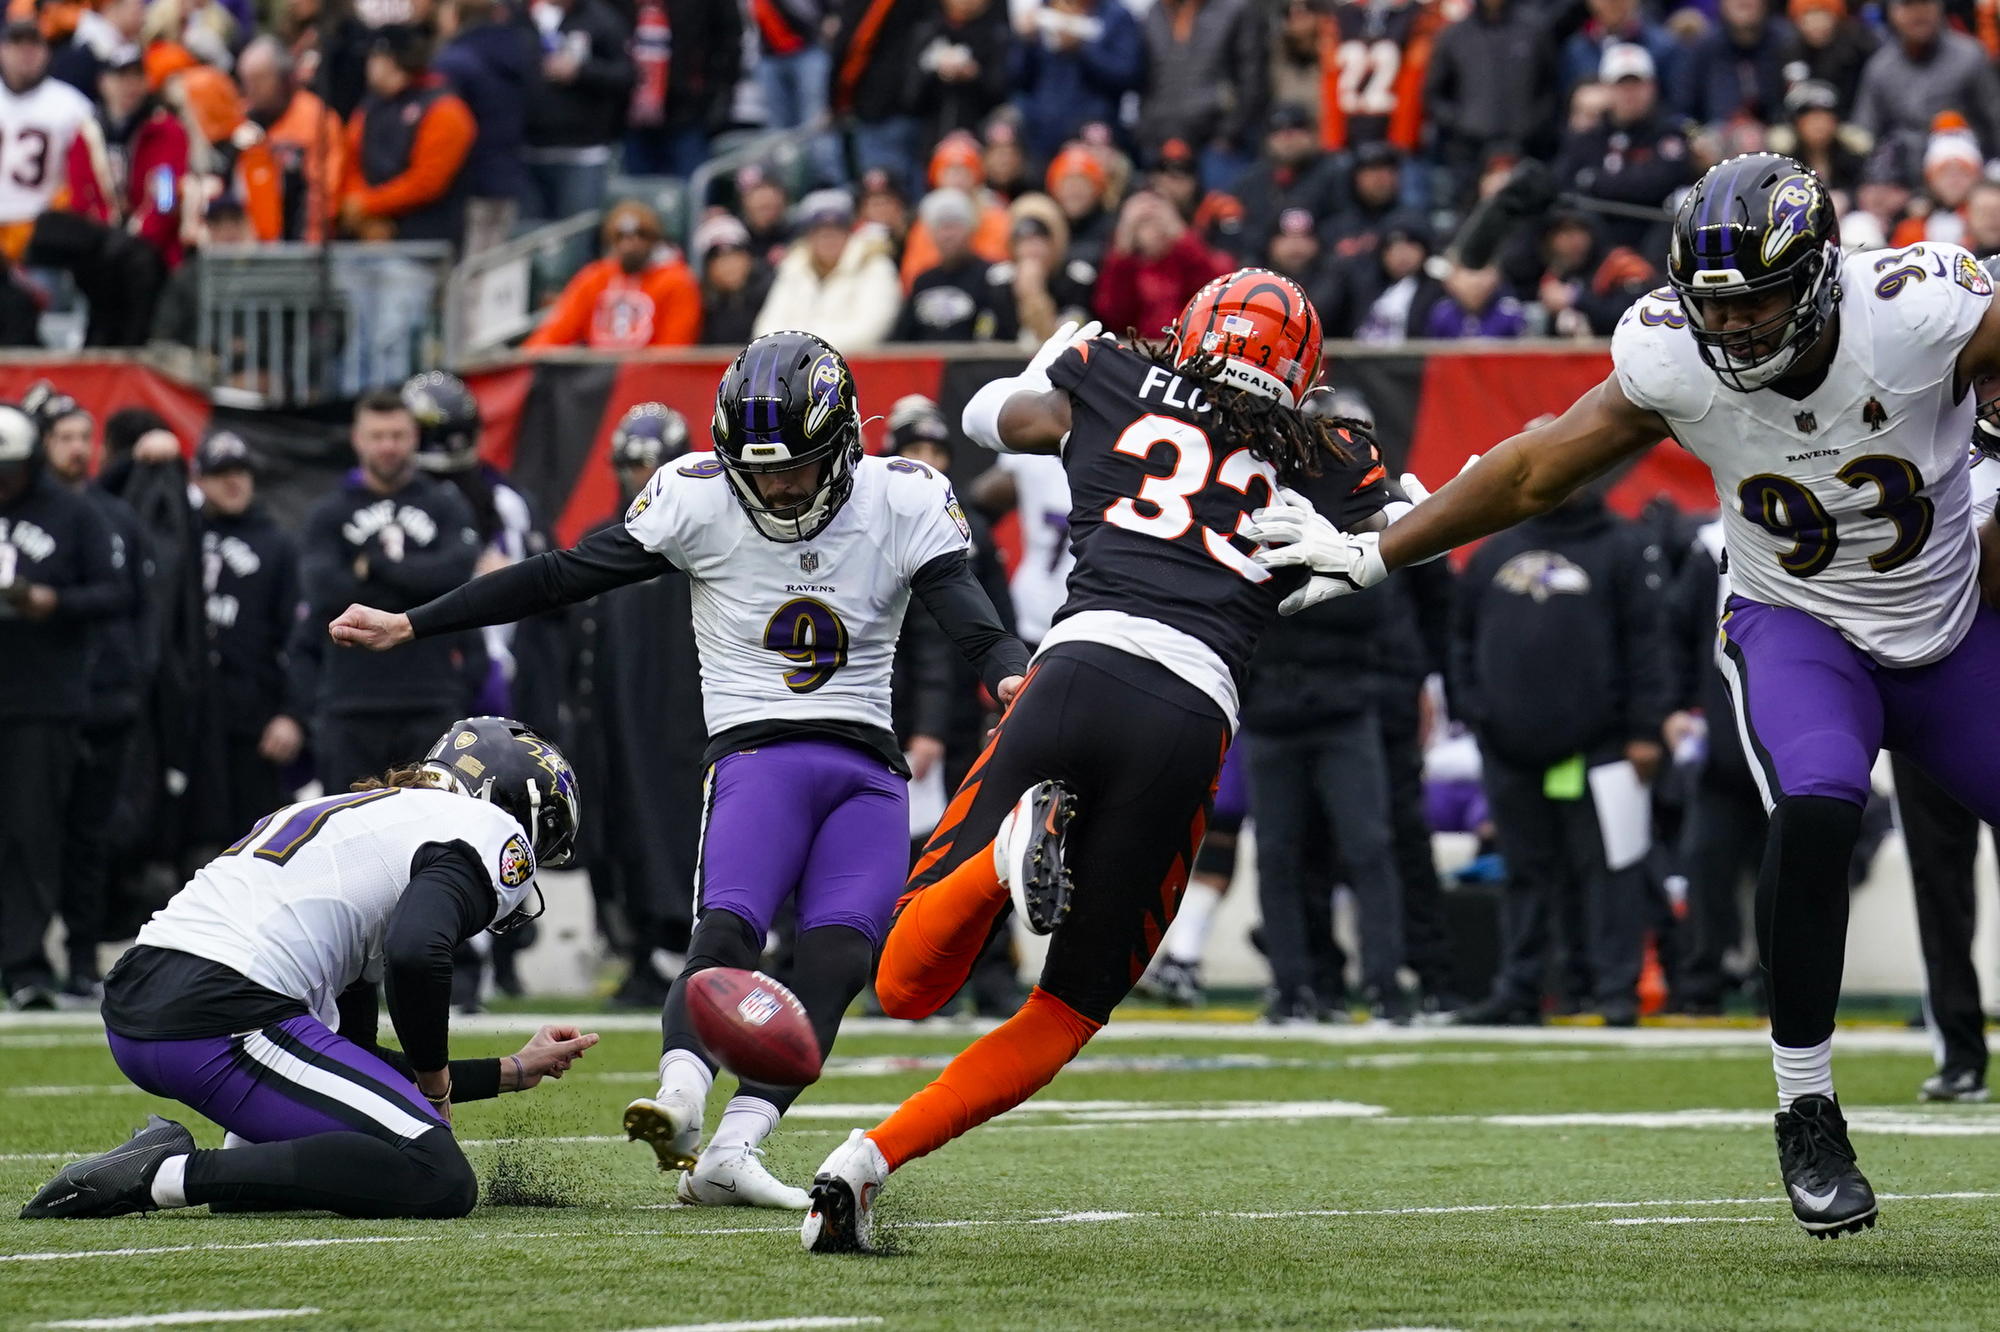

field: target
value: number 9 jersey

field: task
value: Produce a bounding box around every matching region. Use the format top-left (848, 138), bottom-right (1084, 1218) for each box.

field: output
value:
top-left (623, 452), bottom-right (972, 745)
top-left (1613, 244), bottom-right (1993, 667)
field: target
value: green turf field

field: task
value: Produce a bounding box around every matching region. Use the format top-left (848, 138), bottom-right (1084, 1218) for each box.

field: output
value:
top-left (3, 1012), bottom-right (1997, 1332)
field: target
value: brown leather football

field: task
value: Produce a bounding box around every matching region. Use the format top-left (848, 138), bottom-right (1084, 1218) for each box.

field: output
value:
top-left (685, 967), bottom-right (822, 1086)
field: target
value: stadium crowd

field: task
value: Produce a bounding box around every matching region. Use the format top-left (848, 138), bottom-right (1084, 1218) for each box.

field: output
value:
top-left (1, 0), bottom-right (1999, 349)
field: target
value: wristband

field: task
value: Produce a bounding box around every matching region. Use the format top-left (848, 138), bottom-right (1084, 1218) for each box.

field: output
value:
top-left (507, 1055), bottom-right (525, 1091)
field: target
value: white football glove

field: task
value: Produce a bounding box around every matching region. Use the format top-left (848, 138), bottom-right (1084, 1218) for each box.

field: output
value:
top-left (1024, 318), bottom-right (1102, 385)
top-left (1243, 493), bottom-right (1388, 611)
top-left (1277, 575), bottom-right (1349, 616)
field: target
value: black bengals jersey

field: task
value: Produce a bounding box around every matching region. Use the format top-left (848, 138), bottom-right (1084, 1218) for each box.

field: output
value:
top-left (1046, 339), bottom-right (1389, 683)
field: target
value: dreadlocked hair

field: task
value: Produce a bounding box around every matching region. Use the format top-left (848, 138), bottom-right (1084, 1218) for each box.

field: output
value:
top-left (351, 764), bottom-right (443, 793)
top-left (1134, 338), bottom-right (1373, 490)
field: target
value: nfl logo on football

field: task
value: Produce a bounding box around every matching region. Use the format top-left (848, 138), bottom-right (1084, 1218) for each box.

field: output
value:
top-left (737, 989), bottom-right (782, 1027)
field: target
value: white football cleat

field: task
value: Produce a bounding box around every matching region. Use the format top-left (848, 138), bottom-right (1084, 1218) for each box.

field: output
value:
top-left (993, 780), bottom-right (1077, 935)
top-left (677, 1143), bottom-right (811, 1209)
top-left (623, 1091), bottom-right (704, 1173)
top-left (801, 1128), bottom-right (889, 1253)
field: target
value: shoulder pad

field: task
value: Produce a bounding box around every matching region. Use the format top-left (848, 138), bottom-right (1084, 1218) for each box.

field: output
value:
top-left (1847, 243), bottom-right (1993, 387)
top-left (1611, 290), bottom-right (1714, 423)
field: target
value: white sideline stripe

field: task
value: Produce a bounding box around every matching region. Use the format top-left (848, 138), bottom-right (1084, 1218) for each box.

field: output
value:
top-left (238, 1030), bottom-right (434, 1142)
top-left (7, 1085), bottom-right (150, 1097)
top-left (0, 1238), bottom-right (425, 1264)
top-left (0, 1151), bottom-right (85, 1162)
top-left (0, 1009), bottom-right (1943, 1052)
top-left (1590, 1217), bottom-right (1777, 1226)
top-left (32, 1310), bottom-right (321, 1328)
top-left (615, 1320), bottom-right (883, 1332)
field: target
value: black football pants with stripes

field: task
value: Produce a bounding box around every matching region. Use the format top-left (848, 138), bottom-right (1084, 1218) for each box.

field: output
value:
top-left (905, 642), bottom-right (1231, 1024)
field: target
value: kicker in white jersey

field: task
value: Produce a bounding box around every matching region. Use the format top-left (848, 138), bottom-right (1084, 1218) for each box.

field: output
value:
top-left (1613, 242), bottom-right (1993, 667)
top-left (622, 451), bottom-right (971, 735)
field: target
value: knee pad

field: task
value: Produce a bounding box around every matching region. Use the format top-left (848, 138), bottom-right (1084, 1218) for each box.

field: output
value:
top-left (406, 1130), bottom-right (478, 1219)
top-left (684, 908), bottom-right (764, 974)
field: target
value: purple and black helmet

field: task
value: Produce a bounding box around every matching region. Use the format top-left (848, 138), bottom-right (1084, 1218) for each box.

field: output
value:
top-left (710, 329), bottom-right (862, 542)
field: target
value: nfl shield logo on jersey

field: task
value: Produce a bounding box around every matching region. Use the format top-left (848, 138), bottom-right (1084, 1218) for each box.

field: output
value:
top-left (799, 550), bottom-right (820, 574)
top-left (1795, 411), bottom-right (1817, 434)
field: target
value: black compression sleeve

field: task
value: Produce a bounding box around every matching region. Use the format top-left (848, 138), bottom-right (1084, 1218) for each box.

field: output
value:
top-left (333, 976), bottom-right (501, 1100)
top-left (910, 551), bottom-right (1031, 696)
top-left (405, 524), bottom-right (674, 639)
top-left (383, 841), bottom-right (497, 1072)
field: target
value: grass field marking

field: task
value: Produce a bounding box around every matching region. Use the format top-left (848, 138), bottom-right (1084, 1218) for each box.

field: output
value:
top-left (30, 1309), bottom-right (322, 1328)
top-left (616, 1312), bottom-right (884, 1320)
top-left (0, 1151), bottom-right (85, 1162)
top-left (1589, 1218), bottom-right (1778, 1226)
top-left (0, 1237), bottom-right (427, 1264)
top-left (7, 1085), bottom-right (152, 1097)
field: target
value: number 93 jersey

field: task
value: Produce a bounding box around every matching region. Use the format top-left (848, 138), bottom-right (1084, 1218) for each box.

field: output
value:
top-left (135, 787), bottom-right (537, 1029)
top-left (623, 452), bottom-right (971, 737)
top-left (1613, 244), bottom-right (1993, 667)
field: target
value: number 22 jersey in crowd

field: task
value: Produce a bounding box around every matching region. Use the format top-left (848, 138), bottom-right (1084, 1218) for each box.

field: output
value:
top-left (1613, 243), bottom-right (1992, 667)
top-left (1038, 339), bottom-right (1390, 723)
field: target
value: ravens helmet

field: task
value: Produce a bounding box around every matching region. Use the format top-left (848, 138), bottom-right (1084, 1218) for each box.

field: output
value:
top-left (0, 403), bottom-right (41, 476)
top-left (420, 717), bottom-right (581, 932)
top-left (20, 381), bottom-right (81, 435)
top-left (710, 330), bottom-right (863, 542)
top-left (1666, 154), bottom-right (1839, 392)
top-left (404, 371), bottom-right (482, 473)
top-left (611, 402), bottom-right (691, 470)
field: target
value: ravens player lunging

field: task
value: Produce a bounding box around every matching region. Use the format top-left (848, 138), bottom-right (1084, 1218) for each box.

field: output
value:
top-left (20, 718), bottom-right (594, 1220)
top-left (1278, 154), bottom-right (2000, 1238)
top-left (332, 331), bottom-right (1029, 1209)
top-left (801, 272), bottom-right (1392, 1252)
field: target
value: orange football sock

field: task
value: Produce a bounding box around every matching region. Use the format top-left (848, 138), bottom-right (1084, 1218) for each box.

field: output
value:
top-left (867, 987), bottom-right (1101, 1171)
top-left (874, 842), bottom-right (1009, 1020)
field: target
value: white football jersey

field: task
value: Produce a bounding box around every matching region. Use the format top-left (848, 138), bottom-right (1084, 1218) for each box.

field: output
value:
top-left (623, 453), bottom-right (971, 736)
top-left (0, 76), bottom-right (95, 224)
top-left (995, 451), bottom-right (1074, 645)
top-left (136, 788), bottom-right (535, 1029)
top-left (1614, 244), bottom-right (1993, 667)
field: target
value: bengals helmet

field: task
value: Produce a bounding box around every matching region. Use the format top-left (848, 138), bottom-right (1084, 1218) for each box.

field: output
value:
top-left (1168, 268), bottom-right (1324, 408)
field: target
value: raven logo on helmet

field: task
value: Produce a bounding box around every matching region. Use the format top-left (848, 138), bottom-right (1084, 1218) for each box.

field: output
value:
top-left (1761, 175), bottom-right (1819, 267)
top-left (804, 355), bottom-right (846, 439)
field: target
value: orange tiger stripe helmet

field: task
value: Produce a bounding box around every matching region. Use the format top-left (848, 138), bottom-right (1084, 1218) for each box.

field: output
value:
top-left (1169, 267), bottom-right (1324, 409)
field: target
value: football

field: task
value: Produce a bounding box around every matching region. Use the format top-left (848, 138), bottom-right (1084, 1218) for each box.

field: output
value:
top-left (685, 967), bottom-right (823, 1086)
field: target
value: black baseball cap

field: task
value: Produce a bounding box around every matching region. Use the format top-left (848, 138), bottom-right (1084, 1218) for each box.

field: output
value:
top-left (1355, 141), bottom-right (1403, 170)
top-left (194, 429), bottom-right (259, 476)
top-left (1268, 103), bottom-right (1315, 133)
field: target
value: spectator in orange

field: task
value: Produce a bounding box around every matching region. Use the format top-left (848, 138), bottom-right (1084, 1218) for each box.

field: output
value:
top-left (524, 200), bottom-right (701, 349)
top-left (337, 26), bottom-right (475, 243)
top-left (175, 63), bottom-right (284, 243)
top-left (239, 34), bottom-right (343, 242)
top-left (898, 129), bottom-right (1011, 287)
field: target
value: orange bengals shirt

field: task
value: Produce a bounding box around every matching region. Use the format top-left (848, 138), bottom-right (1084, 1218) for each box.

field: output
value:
top-left (523, 254), bottom-right (703, 350)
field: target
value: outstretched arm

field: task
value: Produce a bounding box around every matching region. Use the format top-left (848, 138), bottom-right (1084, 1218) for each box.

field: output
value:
top-left (962, 320), bottom-right (1098, 456)
top-left (1378, 374), bottom-right (1667, 571)
top-left (330, 524), bottom-right (675, 650)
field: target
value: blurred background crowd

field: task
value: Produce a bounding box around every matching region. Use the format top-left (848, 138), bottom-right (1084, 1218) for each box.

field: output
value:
top-left (0, 0), bottom-right (1995, 353)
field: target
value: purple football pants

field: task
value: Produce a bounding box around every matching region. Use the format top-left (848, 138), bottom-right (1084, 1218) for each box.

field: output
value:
top-left (1718, 595), bottom-right (2000, 821)
top-left (698, 739), bottom-right (910, 946)
top-left (109, 1014), bottom-right (444, 1145)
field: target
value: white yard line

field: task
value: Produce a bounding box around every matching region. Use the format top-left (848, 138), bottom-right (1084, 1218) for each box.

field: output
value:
top-left (0, 1238), bottom-right (427, 1264)
top-left (32, 1310), bottom-right (321, 1329)
top-left (614, 1320), bottom-right (883, 1332)
top-left (1589, 1218), bottom-right (1777, 1226)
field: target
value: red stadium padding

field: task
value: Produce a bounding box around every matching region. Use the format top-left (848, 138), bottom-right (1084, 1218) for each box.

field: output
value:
top-left (0, 360), bottom-right (210, 463)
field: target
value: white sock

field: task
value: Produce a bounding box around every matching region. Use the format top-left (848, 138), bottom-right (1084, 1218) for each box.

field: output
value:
top-left (657, 1049), bottom-right (714, 1106)
top-left (707, 1095), bottom-right (781, 1155)
top-left (149, 1154), bottom-right (189, 1209)
top-left (1162, 879), bottom-right (1223, 965)
top-left (1773, 1037), bottom-right (1835, 1110)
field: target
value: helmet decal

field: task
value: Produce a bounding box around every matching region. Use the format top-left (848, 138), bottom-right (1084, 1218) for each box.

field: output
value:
top-left (804, 354), bottom-right (846, 440)
top-left (1761, 175), bottom-right (1820, 267)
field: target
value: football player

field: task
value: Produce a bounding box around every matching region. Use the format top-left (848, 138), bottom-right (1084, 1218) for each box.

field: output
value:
top-left (1251, 153), bottom-right (2000, 1238)
top-left (330, 330), bottom-right (1030, 1209)
top-left (799, 271), bottom-right (1393, 1252)
top-left (19, 718), bottom-right (595, 1220)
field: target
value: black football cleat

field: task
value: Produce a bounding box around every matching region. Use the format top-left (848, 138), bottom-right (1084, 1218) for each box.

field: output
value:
top-left (20, 1115), bottom-right (195, 1219)
top-left (996, 780), bottom-right (1077, 935)
top-left (1775, 1094), bottom-right (1878, 1238)
top-left (1918, 1068), bottom-right (1989, 1103)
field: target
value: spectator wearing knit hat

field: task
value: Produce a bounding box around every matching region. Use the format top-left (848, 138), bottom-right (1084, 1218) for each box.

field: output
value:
top-left (892, 188), bottom-right (1011, 341)
top-left (1889, 122), bottom-right (1986, 248)
top-left (523, 201), bottom-right (701, 348)
top-left (1263, 206), bottom-right (1339, 320)
top-left (1045, 142), bottom-right (1116, 270)
top-left (1776, 0), bottom-right (1877, 115)
top-left (988, 192), bottom-right (1095, 343)
top-left (1765, 78), bottom-right (1866, 196)
top-left (1009, 0), bottom-right (1143, 162)
top-left (693, 213), bottom-right (774, 345)
top-left (1853, 0), bottom-right (2000, 158)
top-left (897, 130), bottom-right (1012, 288)
top-left (1321, 209), bottom-right (1444, 341)
top-left (752, 188), bottom-right (903, 350)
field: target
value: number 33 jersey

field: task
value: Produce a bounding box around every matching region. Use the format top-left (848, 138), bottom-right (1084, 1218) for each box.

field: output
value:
top-left (623, 453), bottom-right (971, 742)
top-left (1614, 244), bottom-right (1992, 667)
